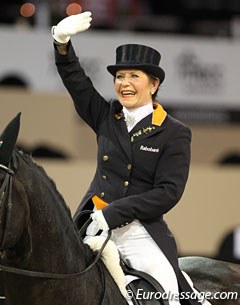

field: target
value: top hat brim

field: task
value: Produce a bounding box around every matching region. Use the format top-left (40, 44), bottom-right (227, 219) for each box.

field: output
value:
top-left (107, 64), bottom-right (165, 84)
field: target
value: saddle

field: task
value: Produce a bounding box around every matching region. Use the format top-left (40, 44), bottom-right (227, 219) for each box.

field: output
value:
top-left (121, 260), bottom-right (169, 305)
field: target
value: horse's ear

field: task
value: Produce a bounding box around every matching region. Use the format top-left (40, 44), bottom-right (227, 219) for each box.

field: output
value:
top-left (0, 113), bottom-right (21, 165)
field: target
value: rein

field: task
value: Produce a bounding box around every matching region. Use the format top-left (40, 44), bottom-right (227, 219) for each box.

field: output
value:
top-left (0, 162), bottom-right (111, 280)
top-left (0, 230), bottom-right (111, 279)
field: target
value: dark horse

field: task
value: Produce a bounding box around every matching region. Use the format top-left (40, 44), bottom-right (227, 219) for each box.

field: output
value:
top-left (0, 113), bottom-right (239, 305)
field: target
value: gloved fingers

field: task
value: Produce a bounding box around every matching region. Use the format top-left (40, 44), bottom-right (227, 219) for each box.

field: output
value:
top-left (57, 11), bottom-right (92, 26)
top-left (71, 12), bottom-right (92, 33)
top-left (89, 220), bottom-right (100, 236)
top-left (57, 11), bottom-right (92, 34)
top-left (78, 11), bottom-right (92, 19)
top-left (91, 210), bottom-right (109, 231)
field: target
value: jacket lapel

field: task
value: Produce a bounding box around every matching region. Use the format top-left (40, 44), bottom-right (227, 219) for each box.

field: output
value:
top-left (113, 106), bottom-right (133, 162)
top-left (129, 103), bottom-right (167, 143)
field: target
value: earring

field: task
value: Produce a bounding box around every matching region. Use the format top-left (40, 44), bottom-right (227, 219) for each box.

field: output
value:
top-left (151, 91), bottom-right (154, 95)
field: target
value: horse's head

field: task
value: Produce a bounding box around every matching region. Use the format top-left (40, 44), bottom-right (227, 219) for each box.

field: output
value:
top-left (0, 114), bottom-right (30, 260)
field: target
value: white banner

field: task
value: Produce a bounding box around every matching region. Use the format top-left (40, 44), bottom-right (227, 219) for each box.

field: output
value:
top-left (0, 26), bottom-right (240, 109)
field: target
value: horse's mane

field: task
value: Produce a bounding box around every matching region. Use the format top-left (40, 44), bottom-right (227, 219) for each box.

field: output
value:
top-left (15, 149), bottom-right (72, 219)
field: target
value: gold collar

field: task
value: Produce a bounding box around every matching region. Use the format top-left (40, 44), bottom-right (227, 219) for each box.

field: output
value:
top-left (152, 102), bottom-right (167, 126)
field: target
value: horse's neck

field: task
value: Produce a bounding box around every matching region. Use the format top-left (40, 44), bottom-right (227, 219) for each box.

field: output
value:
top-left (11, 156), bottom-right (91, 274)
top-left (29, 197), bottom-right (89, 273)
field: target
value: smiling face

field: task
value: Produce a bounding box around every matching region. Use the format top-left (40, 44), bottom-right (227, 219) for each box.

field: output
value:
top-left (114, 69), bottom-right (160, 109)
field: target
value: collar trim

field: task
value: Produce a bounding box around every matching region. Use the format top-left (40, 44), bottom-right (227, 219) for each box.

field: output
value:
top-left (152, 102), bottom-right (167, 126)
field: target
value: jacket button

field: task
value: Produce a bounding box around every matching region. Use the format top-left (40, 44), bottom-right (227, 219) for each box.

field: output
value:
top-left (100, 192), bottom-right (105, 198)
top-left (124, 181), bottom-right (129, 187)
top-left (102, 175), bottom-right (107, 180)
top-left (127, 164), bottom-right (132, 170)
top-left (103, 155), bottom-right (108, 161)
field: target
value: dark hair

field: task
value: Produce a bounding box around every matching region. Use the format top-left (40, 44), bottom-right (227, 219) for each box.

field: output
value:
top-left (148, 74), bottom-right (160, 101)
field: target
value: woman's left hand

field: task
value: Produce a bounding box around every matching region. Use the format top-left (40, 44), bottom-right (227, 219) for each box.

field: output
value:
top-left (91, 210), bottom-right (109, 231)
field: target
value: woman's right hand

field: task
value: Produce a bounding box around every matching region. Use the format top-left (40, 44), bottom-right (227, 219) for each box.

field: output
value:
top-left (51, 11), bottom-right (92, 44)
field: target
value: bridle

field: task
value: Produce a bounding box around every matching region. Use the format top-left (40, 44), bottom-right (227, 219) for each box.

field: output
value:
top-left (0, 160), bottom-right (111, 288)
top-left (0, 163), bottom-right (15, 251)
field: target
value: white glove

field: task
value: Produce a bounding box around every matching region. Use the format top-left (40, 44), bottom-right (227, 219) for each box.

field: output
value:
top-left (91, 210), bottom-right (109, 231)
top-left (52, 11), bottom-right (92, 44)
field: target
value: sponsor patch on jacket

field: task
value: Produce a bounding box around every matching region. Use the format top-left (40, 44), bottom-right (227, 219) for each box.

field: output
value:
top-left (140, 145), bottom-right (159, 153)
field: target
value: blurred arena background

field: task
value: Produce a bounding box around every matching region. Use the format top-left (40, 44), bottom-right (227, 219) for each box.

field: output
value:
top-left (0, 0), bottom-right (240, 262)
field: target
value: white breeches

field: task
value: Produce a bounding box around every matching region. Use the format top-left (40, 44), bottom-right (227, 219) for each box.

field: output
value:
top-left (87, 219), bottom-right (181, 305)
top-left (110, 220), bottom-right (181, 305)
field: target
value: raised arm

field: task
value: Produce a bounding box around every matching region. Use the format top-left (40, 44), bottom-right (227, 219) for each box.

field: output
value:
top-left (52, 12), bottom-right (110, 132)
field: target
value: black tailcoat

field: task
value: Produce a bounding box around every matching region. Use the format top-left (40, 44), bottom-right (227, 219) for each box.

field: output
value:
top-left (55, 42), bottom-right (200, 304)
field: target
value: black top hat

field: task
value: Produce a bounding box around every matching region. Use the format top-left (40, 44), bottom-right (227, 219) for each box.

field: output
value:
top-left (107, 44), bottom-right (165, 83)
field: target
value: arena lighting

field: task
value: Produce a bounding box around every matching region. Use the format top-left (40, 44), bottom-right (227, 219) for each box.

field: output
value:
top-left (66, 3), bottom-right (83, 16)
top-left (20, 3), bottom-right (36, 18)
